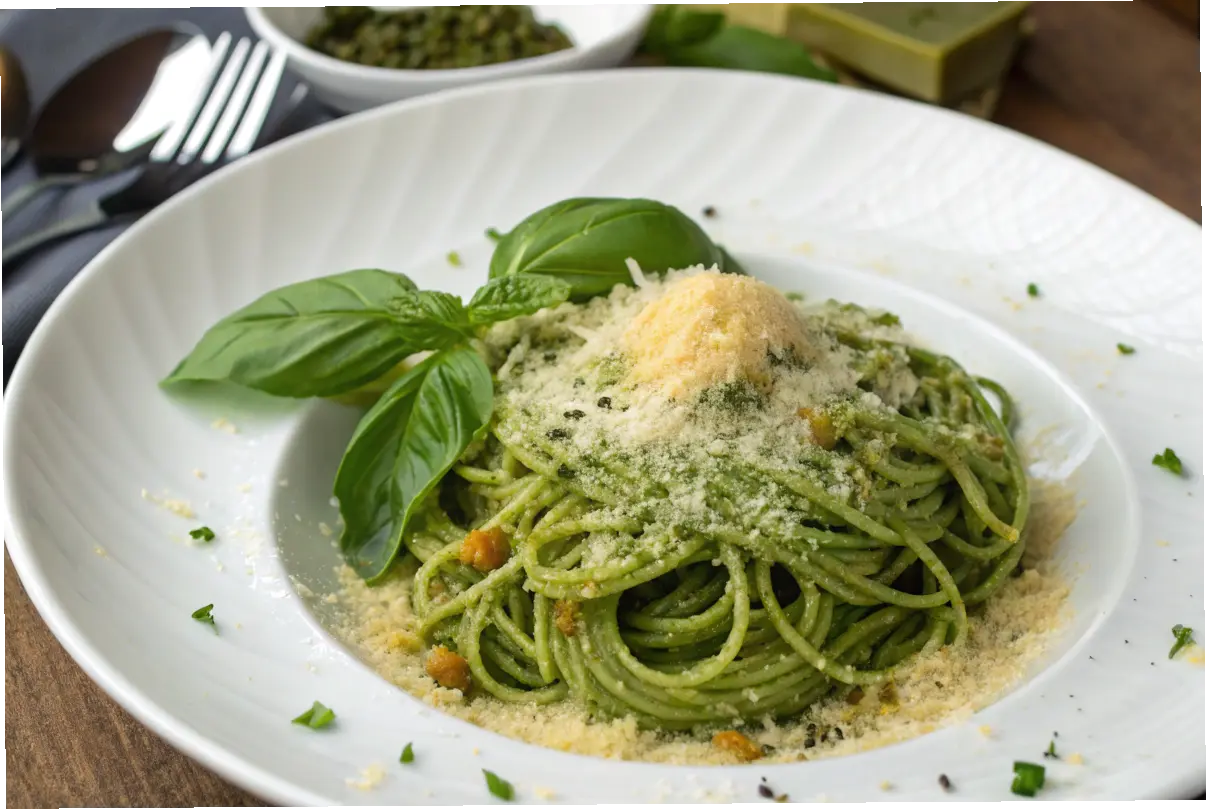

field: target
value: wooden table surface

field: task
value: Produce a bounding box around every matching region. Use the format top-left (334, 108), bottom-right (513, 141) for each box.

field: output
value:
top-left (5, 3), bottom-right (1200, 807)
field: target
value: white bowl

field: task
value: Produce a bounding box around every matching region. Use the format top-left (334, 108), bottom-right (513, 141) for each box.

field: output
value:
top-left (245, 5), bottom-right (652, 112)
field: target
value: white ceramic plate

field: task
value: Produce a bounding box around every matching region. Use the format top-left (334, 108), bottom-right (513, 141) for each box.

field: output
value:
top-left (5, 70), bottom-right (1203, 804)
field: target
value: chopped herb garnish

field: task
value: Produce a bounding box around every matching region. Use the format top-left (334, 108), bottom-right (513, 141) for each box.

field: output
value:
top-left (189, 526), bottom-right (215, 542)
top-left (446, 250), bottom-right (463, 267)
top-left (483, 770), bottom-right (513, 801)
top-left (292, 700), bottom-right (336, 729)
top-left (1117, 343), bottom-right (1136, 355)
top-left (702, 205), bottom-right (717, 218)
top-left (1152, 448), bottom-right (1183, 476)
top-left (1169, 624), bottom-right (1195, 659)
top-left (400, 742), bottom-right (415, 763)
top-left (1043, 740), bottom-right (1058, 759)
top-left (486, 227), bottom-right (503, 242)
top-left (191, 603), bottom-right (217, 633)
top-left (1026, 283), bottom-right (1039, 298)
top-left (1011, 761), bottom-right (1045, 798)
top-left (871, 311), bottom-right (901, 327)
top-left (785, 291), bottom-right (804, 302)
top-left (938, 773), bottom-right (952, 792)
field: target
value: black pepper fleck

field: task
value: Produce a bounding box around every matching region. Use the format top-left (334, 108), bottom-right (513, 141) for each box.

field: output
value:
top-left (702, 205), bottom-right (717, 218)
top-left (543, 352), bottom-right (557, 362)
top-left (563, 409), bottom-right (585, 420)
top-left (758, 784), bottom-right (775, 800)
top-left (556, 464), bottom-right (575, 479)
top-left (596, 396), bottom-right (612, 409)
top-left (546, 428), bottom-right (570, 440)
top-left (938, 774), bottom-right (952, 792)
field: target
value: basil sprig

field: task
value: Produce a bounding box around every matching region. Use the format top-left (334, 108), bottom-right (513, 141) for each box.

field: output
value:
top-left (489, 198), bottom-right (743, 300)
top-left (164, 197), bottom-right (735, 580)
top-left (640, 5), bottom-right (837, 83)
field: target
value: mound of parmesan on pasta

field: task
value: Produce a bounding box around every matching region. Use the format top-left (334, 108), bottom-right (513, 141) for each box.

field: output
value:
top-left (622, 272), bottom-right (813, 398)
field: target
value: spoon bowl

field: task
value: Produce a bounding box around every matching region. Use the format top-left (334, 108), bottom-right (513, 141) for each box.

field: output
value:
top-left (2, 25), bottom-right (214, 222)
top-left (0, 46), bottom-right (31, 169)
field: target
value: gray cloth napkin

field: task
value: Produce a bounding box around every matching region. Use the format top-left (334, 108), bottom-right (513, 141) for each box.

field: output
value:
top-left (1, 8), bottom-right (333, 383)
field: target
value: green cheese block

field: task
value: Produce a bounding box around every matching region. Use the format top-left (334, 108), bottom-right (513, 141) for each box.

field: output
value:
top-left (789, 2), bottom-right (1030, 104)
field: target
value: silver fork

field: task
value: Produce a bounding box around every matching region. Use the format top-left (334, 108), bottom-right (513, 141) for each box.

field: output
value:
top-left (3, 34), bottom-right (288, 267)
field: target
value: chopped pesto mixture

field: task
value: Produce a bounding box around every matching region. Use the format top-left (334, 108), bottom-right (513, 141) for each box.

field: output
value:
top-left (305, 6), bottom-right (573, 70)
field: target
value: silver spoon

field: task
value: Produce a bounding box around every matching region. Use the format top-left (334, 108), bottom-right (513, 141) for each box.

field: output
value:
top-left (2, 25), bottom-right (214, 222)
top-left (0, 46), bottom-right (31, 170)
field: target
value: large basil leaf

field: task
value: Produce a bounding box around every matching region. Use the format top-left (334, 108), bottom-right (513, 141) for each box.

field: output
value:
top-left (334, 346), bottom-right (493, 581)
top-left (489, 198), bottom-right (738, 300)
top-left (467, 275), bottom-right (571, 325)
top-left (661, 25), bottom-right (837, 82)
top-left (162, 270), bottom-right (464, 398)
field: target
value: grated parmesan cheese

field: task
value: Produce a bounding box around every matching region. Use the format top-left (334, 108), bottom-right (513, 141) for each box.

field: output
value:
top-left (623, 271), bottom-right (810, 398)
top-left (211, 417), bottom-right (239, 434)
top-left (141, 489), bottom-right (196, 519)
top-left (346, 763), bottom-right (385, 791)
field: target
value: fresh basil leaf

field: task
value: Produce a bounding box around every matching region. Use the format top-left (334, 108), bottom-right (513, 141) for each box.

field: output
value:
top-left (163, 269), bottom-right (457, 398)
top-left (643, 5), bottom-right (724, 53)
top-left (335, 346), bottom-right (493, 581)
top-left (665, 25), bottom-right (838, 82)
top-left (468, 276), bottom-right (571, 325)
top-left (489, 198), bottom-right (731, 300)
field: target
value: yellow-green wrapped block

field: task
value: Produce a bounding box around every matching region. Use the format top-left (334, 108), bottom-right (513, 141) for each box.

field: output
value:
top-left (789, 3), bottom-right (1029, 104)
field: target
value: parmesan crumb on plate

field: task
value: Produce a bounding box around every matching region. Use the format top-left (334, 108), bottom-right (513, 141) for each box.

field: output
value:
top-left (1066, 752), bottom-right (1084, 765)
top-left (140, 489), bottom-right (196, 519)
top-left (211, 417), bottom-right (239, 434)
top-left (346, 763), bottom-right (386, 791)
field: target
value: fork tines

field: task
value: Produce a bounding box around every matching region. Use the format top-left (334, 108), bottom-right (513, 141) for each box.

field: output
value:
top-left (152, 32), bottom-right (286, 167)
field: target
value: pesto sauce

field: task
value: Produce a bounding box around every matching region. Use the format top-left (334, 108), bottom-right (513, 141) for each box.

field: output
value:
top-left (305, 6), bottom-right (573, 71)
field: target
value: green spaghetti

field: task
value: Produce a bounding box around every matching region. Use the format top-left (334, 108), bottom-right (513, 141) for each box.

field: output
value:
top-left (402, 268), bottom-right (1029, 730)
